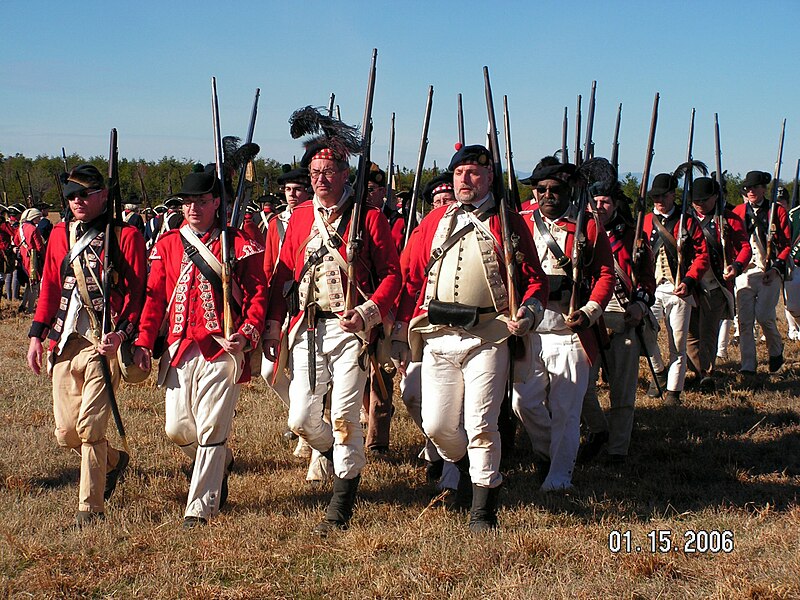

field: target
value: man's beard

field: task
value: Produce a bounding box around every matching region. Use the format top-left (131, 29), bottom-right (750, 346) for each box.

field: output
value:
top-left (456, 187), bottom-right (481, 203)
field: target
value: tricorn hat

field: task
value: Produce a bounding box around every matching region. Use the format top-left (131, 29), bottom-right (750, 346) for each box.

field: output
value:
top-left (649, 173), bottom-right (678, 196)
top-left (368, 162), bottom-right (387, 186)
top-left (177, 171), bottom-right (219, 197)
top-left (691, 177), bottom-right (720, 202)
top-left (741, 170), bottom-right (771, 189)
top-left (62, 164), bottom-right (106, 199)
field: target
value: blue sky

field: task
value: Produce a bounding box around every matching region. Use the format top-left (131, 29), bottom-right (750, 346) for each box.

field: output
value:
top-left (3, 0), bottom-right (799, 181)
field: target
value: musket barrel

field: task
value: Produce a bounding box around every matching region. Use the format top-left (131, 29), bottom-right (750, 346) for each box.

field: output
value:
top-left (457, 93), bottom-right (465, 146)
top-left (404, 85), bottom-right (434, 248)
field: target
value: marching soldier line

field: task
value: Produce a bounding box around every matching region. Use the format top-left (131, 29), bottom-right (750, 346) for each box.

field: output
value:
top-left (11, 89), bottom-right (800, 535)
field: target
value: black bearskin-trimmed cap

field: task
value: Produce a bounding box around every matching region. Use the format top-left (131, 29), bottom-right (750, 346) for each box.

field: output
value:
top-left (368, 162), bottom-right (387, 186)
top-left (649, 173), bottom-right (678, 196)
top-left (691, 177), bottom-right (720, 202)
top-left (178, 171), bottom-right (220, 198)
top-left (447, 144), bottom-right (492, 171)
top-left (277, 164), bottom-right (311, 187)
top-left (423, 172), bottom-right (455, 205)
top-left (62, 164), bottom-right (106, 199)
top-left (741, 170), bottom-right (771, 189)
top-left (519, 156), bottom-right (576, 185)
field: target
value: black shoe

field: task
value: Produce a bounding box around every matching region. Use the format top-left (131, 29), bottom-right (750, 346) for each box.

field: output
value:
top-left (425, 459), bottom-right (444, 483)
top-left (75, 510), bottom-right (105, 528)
top-left (313, 519), bottom-right (348, 537)
top-left (576, 430), bottom-right (609, 465)
top-left (219, 455), bottom-right (234, 511)
top-left (104, 451), bottom-right (129, 501)
top-left (769, 353), bottom-right (785, 373)
top-left (315, 475), bottom-right (360, 536)
top-left (282, 429), bottom-right (298, 441)
top-left (182, 516), bottom-right (208, 529)
top-left (469, 484), bottom-right (499, 533)
top-left (605, 454), bottom-right (627, 467)
top-left (699, 376), bottom-right (716, 393)
top-left (647, 370), bottom-right (668, 398)
top-left (664, 390), bottom-right (681, 406)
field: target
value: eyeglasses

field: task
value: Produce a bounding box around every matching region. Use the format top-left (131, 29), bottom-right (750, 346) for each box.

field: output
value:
top-left (309, 168), bottom-right (341, 180)
top-left (742, 186), bottom-right (762, 193)
top-left (535, 184), bottom-right (566, 195)
top-left (67, 188), bottom-right (103, 201)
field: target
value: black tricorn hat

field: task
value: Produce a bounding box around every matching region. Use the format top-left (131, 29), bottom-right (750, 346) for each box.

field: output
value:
top-left (62, 164), bottom-right (106, 198)
top-left (519, 156), bottom-right (576, 185)
top-left (164, 197), bottom-right (183, 208)
top-left (423, 172), bottom-right (455, 205)
top-left (177, 171), bottom-right (219, 197)
top-left (368, 162), bottom-right (387, 186)
top-left (277, 164), bottom-right (311, 187)
top-left (691, 177), bottom-right (720, 202)
top-left (649, 173), bottom-right (678, 196)
top-left (447, 144), bottom-right (492, 171)
top-left (741, 170), bottom-right (771, 189)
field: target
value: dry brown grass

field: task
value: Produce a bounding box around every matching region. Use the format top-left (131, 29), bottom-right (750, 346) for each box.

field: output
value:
top-left (1, 301), bottom-right (799, 599)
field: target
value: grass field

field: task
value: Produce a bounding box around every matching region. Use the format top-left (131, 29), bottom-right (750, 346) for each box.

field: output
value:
top-left (1, 301), bottom-right (799, 599)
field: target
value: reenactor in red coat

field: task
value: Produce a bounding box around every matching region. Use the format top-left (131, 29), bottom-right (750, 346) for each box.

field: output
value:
top-left (513, 157), bottom-right (615, 491)
top-left (133, 170), bottom-right (267, 528)
top-left (26, 164), bottom-right (147, 527)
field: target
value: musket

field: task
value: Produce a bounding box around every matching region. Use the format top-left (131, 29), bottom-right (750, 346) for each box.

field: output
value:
top-left (713, 113), bottom-right (729, 270)
top-left (675, 108), bottom-right (696, 286)
top-left (500, 94), bottom-right (520, 315)
top-left (211, 76), bottom-right (235, 338)
top-left (586, 81), bottom-right (597, 160)
top-left (632, 92), bottom-right (659, 287)
top-left (574, 94), bottom-right (583, 167)
top-left (766, 118), bottom-right (786, 267)
top-left (611, 103), bottom-right (622, 174)
top-left (136, 168), bottom-right (150, 209)
top-left (26, 170), bottom-right (35, 207)
top-left (61, 147), bottom-right (69, 172)
top-left (327, 93), bottom-right (335, 117)
top-left (15, 171), bottom-right (25, 204)
top-left (457, 93), bottom-right (465, 146)
top-left (790, 158), bottom-right (800, 213)
top-left (403, 84), bottom-right (433, 249)
top-left (230, 88), bottom-right (260, 230)
top-left (346, 48), bottom-right (378, 311)
top-left (102, 128), bottom-right (130, 454)
top-left (386, 112), bottom-right (396, 213)
top-left (60, 147), bottom-right (72, 226)
top-left (503, 96), bottom-right (522, 213)
top-left (561, 106), bottom-right (569, 164)
top-left (335, 105), bottom-right (341, 121)
top-left (484, 67), bottom-right (518, 319)
top-left (570, 83), bottom-right (597, 316)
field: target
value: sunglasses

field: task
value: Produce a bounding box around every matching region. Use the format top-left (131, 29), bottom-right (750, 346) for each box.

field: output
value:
top-left (67, 188), bottom-right (103, 201)
top-left (535, 184), bottom-right (566, 195)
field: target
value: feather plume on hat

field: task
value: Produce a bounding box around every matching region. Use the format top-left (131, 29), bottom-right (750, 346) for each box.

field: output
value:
top-left (672, 160), bottom-right (708, 181)
top-left (289, 106), bottom-right (362, 164)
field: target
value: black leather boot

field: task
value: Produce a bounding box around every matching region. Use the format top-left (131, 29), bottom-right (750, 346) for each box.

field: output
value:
top-left (469, 484), bottom-right (499, 533)
top-left (313, 474), bottom-right (360, 537)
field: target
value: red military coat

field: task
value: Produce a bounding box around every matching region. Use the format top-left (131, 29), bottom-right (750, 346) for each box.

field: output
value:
top-left (602, 213), bottom-right (657, 306)
top-left (242, 212), bottom-right (266, 247)
top-left (266, 200), bottom-right (401, 340)
top-left (136, 226), bottom-right (267, 383)
top-left (643, 208), bottom-right (710, 285)
top-left (30, 220), bottom-right (147, 349)
top-left (690, 206), bottom-right (752, 292)
top-left (521, 202), bottom-right (615, 363)
top-left (396, 200), bottom-right (549, 325)
top-left (733, 200), bottom-right (791, 273)
top-left (14, 221), bottom-right (44, 277)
